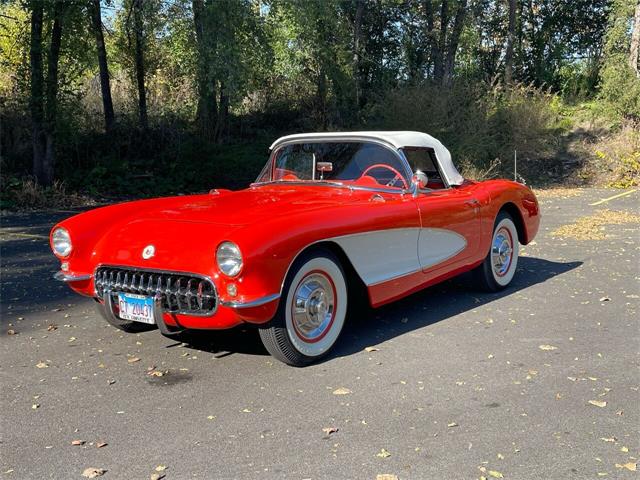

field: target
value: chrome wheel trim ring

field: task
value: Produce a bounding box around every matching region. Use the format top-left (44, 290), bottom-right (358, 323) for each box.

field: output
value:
top-left (285, 257), bottom-right (347, 357)
top-left (492, 227), bottom-right (513, 277)
top-left (490, 218), bottom-right (519, 287)
top-left (291, 271), bottom-right (336, 343)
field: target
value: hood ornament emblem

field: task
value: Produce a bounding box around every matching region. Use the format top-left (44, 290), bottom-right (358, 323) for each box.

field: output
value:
top-left (142, 245), bottom-right (155, 259)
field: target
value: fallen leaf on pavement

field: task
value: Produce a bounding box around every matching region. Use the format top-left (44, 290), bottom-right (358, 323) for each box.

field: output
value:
top-left (365, 347), bottom-right (379, 352)
top-left (71, 440), bottom-right (85, 446)
top-left (7, 329), bottom-right (16, 335)
top-left (96, 442), bottom-right (108, 448)
top-left (376, 449), bottom-right (391, 458)
top-left (488, 471), bottom-right (504, 478)
top-left (333, 387), bottom-right (352, 395)
top-left (599, 437), bottom-right (616, 442)
top-left (32, 404), bottom-right (39, 409)
top-left (375, 475), bottom-right (398, 480)
top-left (36, 362), bottom-right (49, 369)
top-left (322, 427), bottom-right (339, 435)
top-left (207, 415), bottom-right (216, 420)
top-left (588, 400), bottom-right (607, 408)
top-left (615, 462), bottom-right (636, 472)
top-left (599, 297), bottom-right (610, 302)
top-left (539, 345), bottom-right (558, 351)
top-left (621, 446), bottom-right (629, 452)
top-left (82, 467), bottom-right (106, 478)
top-left (47, 324), bottom-right (58, 331)
top-left (155, 465), bottom-right (167, 472)
top-left (150, 474), bottom-right (165, 480)
top-left (147, 370), bottom-right (164, 377)
top-left (127, 357), bottom-right (140, 364)
top-left (447, 422), bottom-right (458, 427)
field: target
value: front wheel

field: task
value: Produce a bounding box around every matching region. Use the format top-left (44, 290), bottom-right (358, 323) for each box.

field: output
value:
top-left (473, 211), bottom-right (519, 292)
top-left (259, 249), bottom-right (348, 366)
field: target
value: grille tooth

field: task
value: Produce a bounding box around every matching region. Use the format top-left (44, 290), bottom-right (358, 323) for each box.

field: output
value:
top-left (197, 281), bottom-right (204, 310)
top-left (95, 267), bottom-right (217, 316)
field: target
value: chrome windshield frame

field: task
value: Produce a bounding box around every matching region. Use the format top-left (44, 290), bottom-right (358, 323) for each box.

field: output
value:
top-left (252, 138), bottom-right (415, 195)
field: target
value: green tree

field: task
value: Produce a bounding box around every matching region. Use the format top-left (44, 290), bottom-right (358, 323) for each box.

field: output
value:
top-left (599, 0), bottom-right (640, 121)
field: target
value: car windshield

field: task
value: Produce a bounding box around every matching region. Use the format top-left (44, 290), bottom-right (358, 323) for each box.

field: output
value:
top-left (256, 142), bottom-right (410, 190)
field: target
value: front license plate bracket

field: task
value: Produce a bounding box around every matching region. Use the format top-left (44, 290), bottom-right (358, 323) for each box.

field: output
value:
top-left (117, 292), bottom-right (155, 324)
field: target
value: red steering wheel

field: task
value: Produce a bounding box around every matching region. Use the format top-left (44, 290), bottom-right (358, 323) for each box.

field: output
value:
top-left (361, 164), bottom-right (409, 189)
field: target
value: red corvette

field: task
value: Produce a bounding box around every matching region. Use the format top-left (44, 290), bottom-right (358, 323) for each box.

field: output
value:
top-left (51, 132), bottom-right (540, 366)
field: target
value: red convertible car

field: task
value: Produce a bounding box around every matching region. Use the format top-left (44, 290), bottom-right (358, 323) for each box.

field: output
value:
top-left (51, 131), bottom-right (540, 366)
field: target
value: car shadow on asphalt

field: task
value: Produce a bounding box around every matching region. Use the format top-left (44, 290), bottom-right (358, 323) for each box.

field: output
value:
top-left (178, 256), bottom-right (582, 362)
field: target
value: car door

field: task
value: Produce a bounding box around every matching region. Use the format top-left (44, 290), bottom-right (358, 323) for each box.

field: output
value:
top-left (403, 147), bottom-right (482, 273)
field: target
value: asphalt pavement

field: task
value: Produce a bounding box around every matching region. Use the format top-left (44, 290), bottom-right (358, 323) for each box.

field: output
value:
top-left (1, 188), bottom-right (638, 479)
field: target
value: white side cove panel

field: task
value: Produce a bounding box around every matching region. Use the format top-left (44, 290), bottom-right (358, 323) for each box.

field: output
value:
top-left (332, 227), bottom-right (467, 286)
top-left (417, 228), bottom-right (467, 271)
top-left (332, 229), bottom-right (420, 286)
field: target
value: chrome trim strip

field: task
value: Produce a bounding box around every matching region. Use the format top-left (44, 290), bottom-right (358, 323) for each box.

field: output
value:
top-left (221, 293), bottom-right (280, 309)
top-left (251, 180), bottom-right (410, 196)
top-left (368, 267), bottom-right (422, 286)
top-left (54, 271), bottom-right (92, 282)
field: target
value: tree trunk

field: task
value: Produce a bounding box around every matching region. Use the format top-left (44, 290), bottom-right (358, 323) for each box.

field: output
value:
top-left (353, 0), bottom-right (364, 108)
top-left (90, 0), bottom-right (115, 131)
top-left (504, 0), bottom-right (516, 84)
top-left (433, 0), bottom-right (449, 82)
top-left (133, 0), bottom-right (148, 129)
top-left (29, 0), bottom-right (46, 184)
top-left (193, 0), bottom-right (217, 138)
top-left (317, 68), bottom-right (327, 130)
top-left (630, 1), bottom-right (640, 78)
top-left (422, 0), bottom-right (439, 78)
top-left (214, 81), bottom-right (229, 143)
top-left (42, 1), bottom-right (64, 186)
top-left (442, 0), bottom-right (467, 85)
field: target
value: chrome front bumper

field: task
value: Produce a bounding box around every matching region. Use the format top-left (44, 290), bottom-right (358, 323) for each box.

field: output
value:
top-left (53, 271), bottom-right (92, 282)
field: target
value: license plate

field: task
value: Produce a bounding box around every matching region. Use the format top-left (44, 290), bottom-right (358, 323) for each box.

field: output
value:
top-left (117, 293), bottom-right (155, 324)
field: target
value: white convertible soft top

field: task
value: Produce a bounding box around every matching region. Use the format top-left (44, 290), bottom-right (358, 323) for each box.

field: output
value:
top-left (270, 131), bottom-right (465, 186)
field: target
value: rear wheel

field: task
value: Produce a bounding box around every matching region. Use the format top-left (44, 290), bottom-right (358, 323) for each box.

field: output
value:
top-left (259, 249), bottom-right (347, 367)
top-left (473, 211), bottom-right (519, 292)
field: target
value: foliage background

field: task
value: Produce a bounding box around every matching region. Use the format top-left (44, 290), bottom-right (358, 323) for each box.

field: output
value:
top-left (0, 0), bottom-right (639, 208)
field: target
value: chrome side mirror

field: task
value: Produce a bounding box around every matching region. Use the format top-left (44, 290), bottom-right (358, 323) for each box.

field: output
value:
top-left (411, 171), bottom-right (428, 190)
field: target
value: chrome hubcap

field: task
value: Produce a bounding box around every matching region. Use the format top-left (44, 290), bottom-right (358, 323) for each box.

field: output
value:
top-left (292, 272), bottom-right (335, 342)
top-left (492, 228), bottom-right (513, 277)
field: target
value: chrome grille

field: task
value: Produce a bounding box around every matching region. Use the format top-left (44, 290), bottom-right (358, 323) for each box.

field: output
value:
top-left (94, 267), bottom-right (217, 316)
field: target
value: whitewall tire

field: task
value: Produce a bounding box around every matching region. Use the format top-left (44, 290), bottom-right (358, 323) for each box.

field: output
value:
top-left (259, 249), bottom-right (347, 366)
top-left (473, 211), bottom-right (519, 291)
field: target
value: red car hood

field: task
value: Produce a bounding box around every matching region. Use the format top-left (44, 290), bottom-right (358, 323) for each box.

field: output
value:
top-left (122, 185), bottom-right (359, 226)
top-left (86, 185), bottom-right (360, 272)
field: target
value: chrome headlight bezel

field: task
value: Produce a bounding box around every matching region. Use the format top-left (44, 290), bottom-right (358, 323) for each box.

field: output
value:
top-left (216, 241), bottom-right (243, 277)
top-left (51, 227), bottom-right (72, 258)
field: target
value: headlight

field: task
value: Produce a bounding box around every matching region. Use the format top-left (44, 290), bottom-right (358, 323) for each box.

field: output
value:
top-left (52, 227), bottom-right (72, 257)
top-left (216, 241), bottom-right (243, 277)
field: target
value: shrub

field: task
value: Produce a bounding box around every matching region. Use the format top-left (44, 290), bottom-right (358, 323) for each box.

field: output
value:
top-left (368, 81), bottom-right (566, 183)
top-left (0, 177), bottom-right (98, 210)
